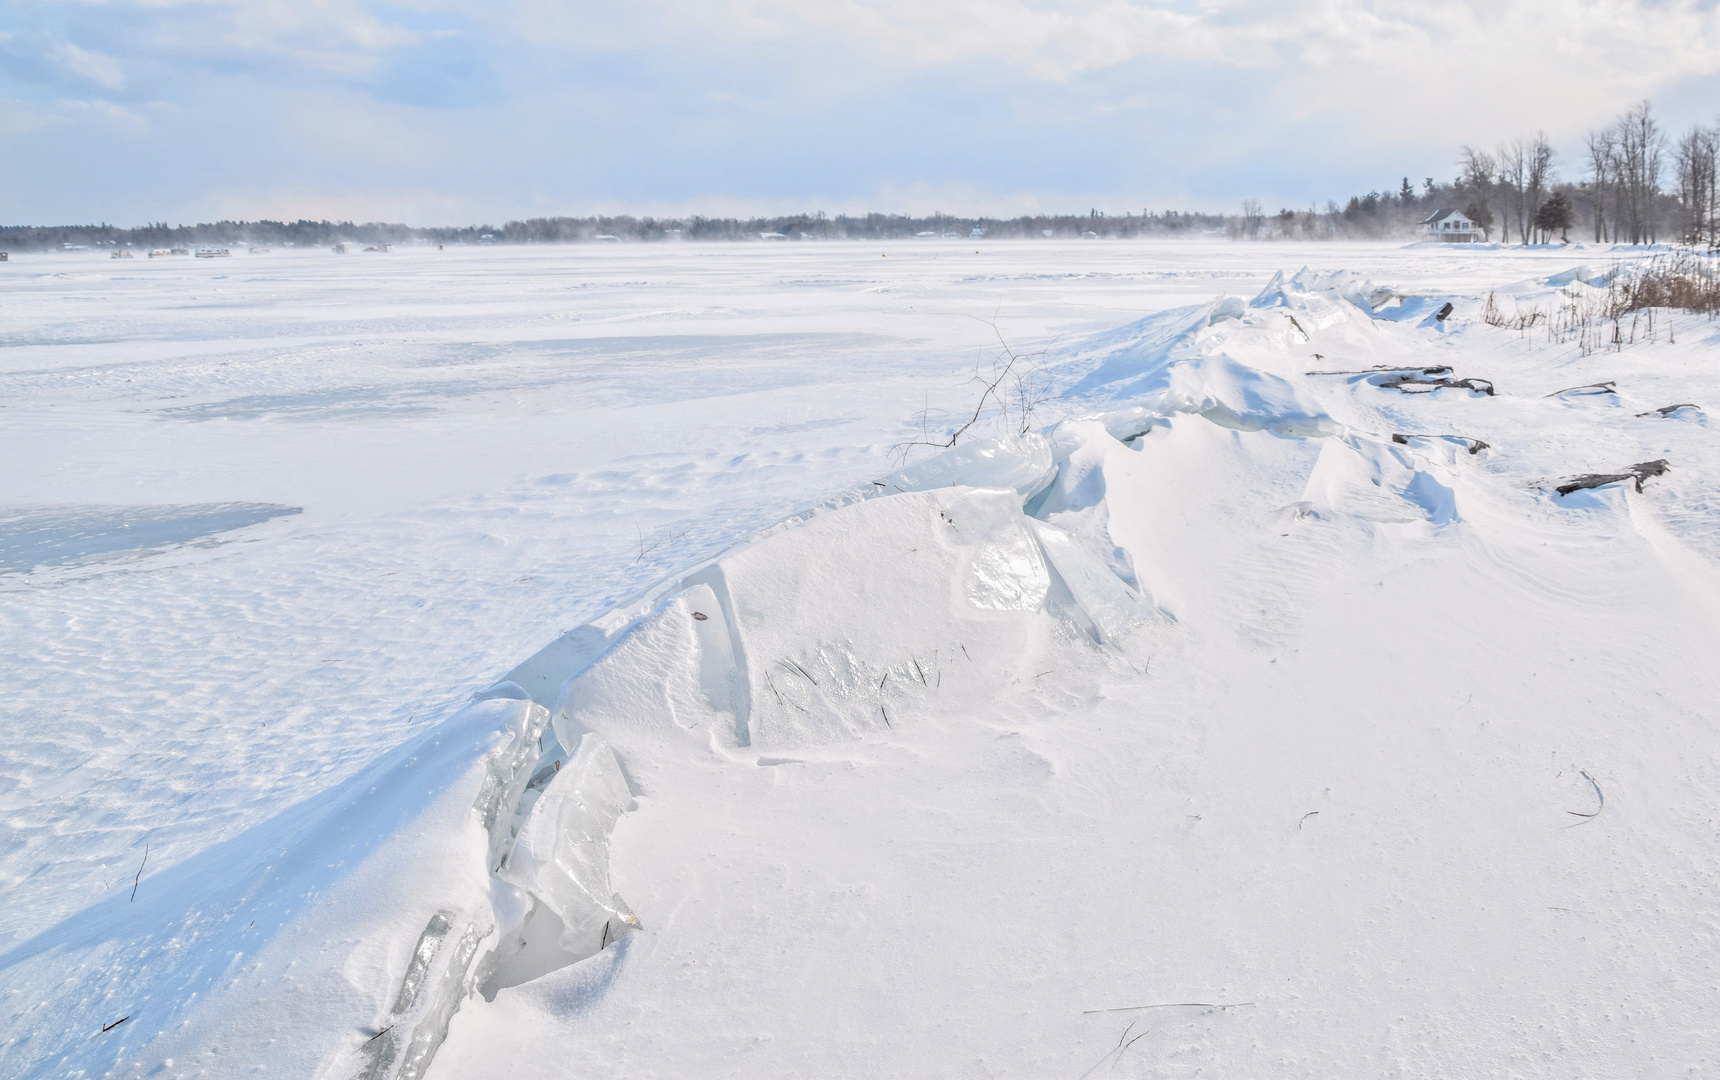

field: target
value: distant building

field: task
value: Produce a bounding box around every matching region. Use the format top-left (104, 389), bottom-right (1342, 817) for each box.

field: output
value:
top-left (1419, 209), bottom-right (1481, 243)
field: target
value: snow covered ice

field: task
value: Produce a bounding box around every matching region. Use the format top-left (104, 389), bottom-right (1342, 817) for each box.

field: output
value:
top-left (3, 240), bottom-right (1719, 1077)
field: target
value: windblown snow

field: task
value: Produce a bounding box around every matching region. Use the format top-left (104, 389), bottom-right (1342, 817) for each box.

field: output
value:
top-left (3, 242), bottom-right (1718, 1078)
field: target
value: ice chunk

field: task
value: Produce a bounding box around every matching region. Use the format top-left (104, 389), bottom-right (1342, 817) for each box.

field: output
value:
top-left (470, 698), bottom-right (552, 872)
top-left (497, 733), bottom-right (638, 958)
top-left (1055, 297), bottom-right (1340, 437)
top-left (874, 433), bottom-right (1056, 503)
top-left (1030, 520), bottom-right (1145, 642)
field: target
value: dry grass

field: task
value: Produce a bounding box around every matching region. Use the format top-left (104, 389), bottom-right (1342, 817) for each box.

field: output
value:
top-left (1481, 251), bottom-right (1720, 355)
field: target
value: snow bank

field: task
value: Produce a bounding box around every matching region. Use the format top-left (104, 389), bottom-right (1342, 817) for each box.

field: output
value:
top-left (0, 688), bottom-right (646, 1080)
top-left (25, 245), bottom-right (1697, 1079)
top-left (541, 479), bottom-right (1149, 758)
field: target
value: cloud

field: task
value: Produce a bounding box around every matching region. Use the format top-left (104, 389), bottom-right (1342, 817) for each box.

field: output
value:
top-left (0, 30), bottom-right (129, 93)
top-left (3, 0), bottom-right (1720, 223)
top-left (47, 39), bottom-right (127, 89)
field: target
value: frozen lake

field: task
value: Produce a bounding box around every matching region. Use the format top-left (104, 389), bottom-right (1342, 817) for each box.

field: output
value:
top-left (5, 239), bottom-right (1714, 1079)
top-left (1, 239), bottom-right (1592, 940)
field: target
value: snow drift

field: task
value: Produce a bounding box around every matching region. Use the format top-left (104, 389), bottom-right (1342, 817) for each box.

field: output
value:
top-left (9, 248), bottom-right (1718, 1079)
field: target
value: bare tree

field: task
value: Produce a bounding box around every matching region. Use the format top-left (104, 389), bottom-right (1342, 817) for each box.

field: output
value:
top-left (1459, 147), bottom-right (1498, 241)
top-left (1240, 199), bottom-right (1264, 240)
top-left (1497, 139), bottom-right (1529, 244)
top-left (1585, 126), bottom-right (1617, 242)
top-left (1674, 123), bottom-right (1719, 248)
top-left (1614, 101), bottom-right (1666, 244)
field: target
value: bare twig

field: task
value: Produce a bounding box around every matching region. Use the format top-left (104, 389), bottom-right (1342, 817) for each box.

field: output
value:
top-left (1545, 380), bottom-right (1617, 397)
top-left (364, 1024), bottom-right (394, 1044)
top-left (1564, 770), bottom-right (1605, 827)
top-left (1076, 1020), bottom-right (1139, 1080)
top-left (1083, 1001), bottom-right (1256, 1015)
top-left (100, 1016), bottom-right (130, 1034)
top-left (1298, 811), bottom-right (1319, 829)
top-left (1116, 1026), bottom-right (1153, 1067)
top-left (779, 659), bottom-right (818, 686)
top-left (890, 319), bottom-right (1058, 460)
top-left (130, 844), bottom-right (149, 902)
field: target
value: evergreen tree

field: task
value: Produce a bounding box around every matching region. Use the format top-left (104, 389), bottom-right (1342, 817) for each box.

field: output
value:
top-left (1534, 192), bottom-right (1574, 243)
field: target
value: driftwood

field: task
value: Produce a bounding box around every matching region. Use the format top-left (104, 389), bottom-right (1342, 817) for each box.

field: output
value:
top-left (1391, 433), bottom-right (1490, 455)
top-left (1635, 403), bottom-right (1700, 418)
top-left (1306, 364), bottom-right (1452, 377)
top-left (1554, 459), bottom-right (1670, 497)
top-left (1306, 364), bottom-right (1493, 395)
top-left (1376, 371), bottom-right (1496, 396)
top-left (1545, 380), bottom-right (1617, 398)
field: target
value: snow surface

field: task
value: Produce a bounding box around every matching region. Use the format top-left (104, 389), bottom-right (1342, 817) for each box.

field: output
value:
top-left (3, 241), bottom-right (1718, 1077)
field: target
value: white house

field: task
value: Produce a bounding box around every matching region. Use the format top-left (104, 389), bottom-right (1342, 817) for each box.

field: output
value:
top-left (1419, 209), bottom-right (1481, 243)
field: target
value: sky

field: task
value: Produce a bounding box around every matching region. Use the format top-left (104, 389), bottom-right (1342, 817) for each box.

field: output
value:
top-left (3, 0), bottom-right (1720, 226)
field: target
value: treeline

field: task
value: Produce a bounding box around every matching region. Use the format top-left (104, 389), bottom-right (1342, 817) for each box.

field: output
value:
top-left (1247, 100), bottom-right (1718, 246)
top-left (0, 218), bottom-right (486, 252)
top-left (1, 211), bottom-right (1230, 252)
top-left (504, 210), bottom-right (1228, 242)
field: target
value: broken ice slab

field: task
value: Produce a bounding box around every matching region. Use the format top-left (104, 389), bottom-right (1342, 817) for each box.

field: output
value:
top-left (872, 433), bottom-right (1056, 503)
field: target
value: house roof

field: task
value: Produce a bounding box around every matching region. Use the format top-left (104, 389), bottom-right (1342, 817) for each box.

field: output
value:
top-left (1420, 208), bottom-right (1468, 225)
